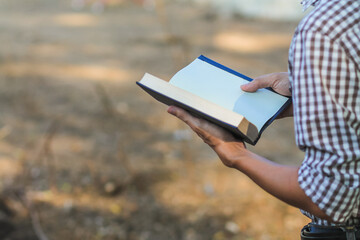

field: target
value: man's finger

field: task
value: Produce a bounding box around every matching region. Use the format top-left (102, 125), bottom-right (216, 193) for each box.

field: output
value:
top-left (241, 77), bottom-right (272, 92)
top-left (168, 106), bottom-right (225, 146)
top-left (167, 106), bottom-right (200, 128)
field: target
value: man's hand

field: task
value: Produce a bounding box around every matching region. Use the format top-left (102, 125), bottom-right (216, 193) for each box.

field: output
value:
top-left (167, 74), bottom-right (330, 221)
top-left (241, 72), bottom-right (292, 96)
top-left (167, 106), bottom-right (247, 168)
top-left (241, 72), bottom-right (293, 118)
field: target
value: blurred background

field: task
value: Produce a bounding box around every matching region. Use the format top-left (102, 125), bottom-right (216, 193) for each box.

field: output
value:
top-left (0, 0), bottom-right (310, 239)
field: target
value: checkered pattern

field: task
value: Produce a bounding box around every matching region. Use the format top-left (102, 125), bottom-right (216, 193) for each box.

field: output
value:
top-left (301, 0), bottom-right (320, 11)
top-left (289, 0), bottom-right (360, 225)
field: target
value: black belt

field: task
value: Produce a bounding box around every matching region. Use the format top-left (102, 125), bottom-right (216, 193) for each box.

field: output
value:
top-left (301, 223), bottom-right (360, 240)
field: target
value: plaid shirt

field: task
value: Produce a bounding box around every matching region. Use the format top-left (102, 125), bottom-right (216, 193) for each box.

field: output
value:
top-left (289, 0), bottom-right (360, 225)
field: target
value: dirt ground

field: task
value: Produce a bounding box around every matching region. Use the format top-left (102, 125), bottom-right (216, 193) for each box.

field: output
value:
top-left (0, 0), bottom-right (309, 239)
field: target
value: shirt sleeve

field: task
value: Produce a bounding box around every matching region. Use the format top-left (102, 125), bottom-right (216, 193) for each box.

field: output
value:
top-left (290, 28), bottom-right (360, 223)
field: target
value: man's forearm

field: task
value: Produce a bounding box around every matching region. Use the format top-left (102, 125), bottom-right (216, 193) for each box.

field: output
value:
top-left (168, 105), bottom-right (332, 221)
top-left (232, 149), bottom-right (331, 221)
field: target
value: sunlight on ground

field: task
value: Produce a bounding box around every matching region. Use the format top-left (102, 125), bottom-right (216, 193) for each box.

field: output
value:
top-left (0, 62), bottom-right (133, 83)
top-left (52, 135), bottom-right (93, 154)
top-left (0, 157), bottom-right (21, 179)
top-left (29, 190), bottom-right (137, 217)
top-left (52, 13), bottom-right (99, 27)
top-left (29, 44), bottom-right (70, 59)
top-left (213, 31), bottom-right (292, 54)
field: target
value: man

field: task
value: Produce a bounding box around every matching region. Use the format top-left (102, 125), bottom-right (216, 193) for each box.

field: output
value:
top-left (168, 0), bottom-right (360, 239)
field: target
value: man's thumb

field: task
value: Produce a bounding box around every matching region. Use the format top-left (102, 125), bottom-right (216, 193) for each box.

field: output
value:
top-left (241, 77), bottom-right (273, 92)
top-left (241, 80), bottom-right (260, 92)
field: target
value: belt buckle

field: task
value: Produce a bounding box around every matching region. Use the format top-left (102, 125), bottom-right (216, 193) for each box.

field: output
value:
top-left (341, 226), bottom-right (357, 240)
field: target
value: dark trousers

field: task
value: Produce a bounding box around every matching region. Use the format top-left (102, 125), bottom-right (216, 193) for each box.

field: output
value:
top-left (301, 223), bottom-right (360, 240)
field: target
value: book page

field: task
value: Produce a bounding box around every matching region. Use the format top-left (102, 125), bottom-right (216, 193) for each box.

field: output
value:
top-left (170, 59), bottom-right (247, 110)
top-left (232, 89), bottom-right (287, 129)
top-left (169, 58), bottom-right (288, 130)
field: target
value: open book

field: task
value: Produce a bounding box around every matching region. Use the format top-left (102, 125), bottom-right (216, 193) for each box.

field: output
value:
top-left (136, 55), bottom-right (291, 145)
